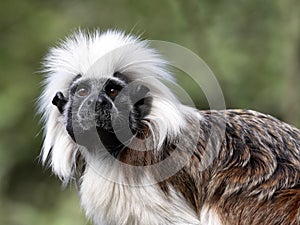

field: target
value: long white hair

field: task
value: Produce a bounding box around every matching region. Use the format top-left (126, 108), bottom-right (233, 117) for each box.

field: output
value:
top-left (38, 30), bottom-right (194, 182)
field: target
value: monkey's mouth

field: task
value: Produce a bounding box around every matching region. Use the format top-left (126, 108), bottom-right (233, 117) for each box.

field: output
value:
top-left (76, 111), bottom-right (113, 131)
top-left (70, 104), bottom-right (139, 149)
top-left (69, 112), bottom-right (112, 148)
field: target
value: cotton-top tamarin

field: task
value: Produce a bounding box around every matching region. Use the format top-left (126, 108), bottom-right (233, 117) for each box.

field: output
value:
top-left (38, 30), bottom-right (300, 225)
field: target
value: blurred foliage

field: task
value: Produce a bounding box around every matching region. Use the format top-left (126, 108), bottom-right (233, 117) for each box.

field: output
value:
top-left (0, 0), bottom-right (299, 224)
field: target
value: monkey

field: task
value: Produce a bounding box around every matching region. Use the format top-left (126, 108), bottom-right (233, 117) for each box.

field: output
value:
top-left (39, 30), bottom-right (300, 225)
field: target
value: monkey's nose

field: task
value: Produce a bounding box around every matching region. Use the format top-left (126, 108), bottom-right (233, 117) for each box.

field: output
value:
top-left (97, 95), bottom-right (108, 106)
top-left (95, 95), bottom-right (112, 112)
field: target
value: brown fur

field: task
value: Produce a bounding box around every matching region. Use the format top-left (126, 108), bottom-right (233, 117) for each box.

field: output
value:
top-left (75, 109), bottom-right (300, 224)
top-left (165, 109), bottom-right (300, 224)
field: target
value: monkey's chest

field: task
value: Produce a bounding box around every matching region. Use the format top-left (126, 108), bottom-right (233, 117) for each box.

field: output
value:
top-left (79, 165), bottom-right (201, 225)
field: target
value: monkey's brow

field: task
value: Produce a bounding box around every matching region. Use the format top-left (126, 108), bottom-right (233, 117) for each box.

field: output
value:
top-left (69, 78), bottom-right (91, 94)
top-left (104, 78), bottom-right (126, 89)
top-left (73, 74), bottom-right (82, 82)
top-left (69, 74), bottom-right (83, 89)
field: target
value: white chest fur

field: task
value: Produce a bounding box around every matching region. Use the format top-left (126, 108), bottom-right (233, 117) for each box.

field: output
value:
top-left (79, 162), bottom-right (203, 225)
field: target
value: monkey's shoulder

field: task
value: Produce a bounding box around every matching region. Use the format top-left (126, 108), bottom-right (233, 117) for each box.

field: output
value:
top-left (199, 109), bottom-right (300, 141)
top-left (196, 109), bottom-right (300, 171)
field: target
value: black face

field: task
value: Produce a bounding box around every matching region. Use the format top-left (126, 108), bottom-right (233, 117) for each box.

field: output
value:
top-left (52, 73), bottom-right (152, 152)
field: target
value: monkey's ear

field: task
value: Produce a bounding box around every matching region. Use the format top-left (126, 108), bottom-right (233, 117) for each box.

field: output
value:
top-left (52, 92), bottom-right (67, 114)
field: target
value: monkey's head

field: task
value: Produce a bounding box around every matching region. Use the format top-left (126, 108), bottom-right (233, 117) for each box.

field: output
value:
top-left (38, 30), bottom-right (191, 181)
top-left (52, 72), bottom-right (151, 152)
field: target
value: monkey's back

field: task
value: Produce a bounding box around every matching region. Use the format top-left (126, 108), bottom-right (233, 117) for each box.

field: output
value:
top-left (200, 109), bottom-right (300, 225)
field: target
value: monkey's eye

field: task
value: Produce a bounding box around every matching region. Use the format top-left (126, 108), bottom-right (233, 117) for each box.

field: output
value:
top-left (76, 87), bottom-right (90, 97)
top-left (107, 88), bottom-right (119, 98)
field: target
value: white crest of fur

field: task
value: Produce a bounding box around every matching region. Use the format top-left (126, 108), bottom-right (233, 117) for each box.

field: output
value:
top-left (38, 29), bottom-right (191, 180)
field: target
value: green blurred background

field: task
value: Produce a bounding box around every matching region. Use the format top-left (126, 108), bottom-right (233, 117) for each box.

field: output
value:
top-left (0, 0), bottom-right (299, 224)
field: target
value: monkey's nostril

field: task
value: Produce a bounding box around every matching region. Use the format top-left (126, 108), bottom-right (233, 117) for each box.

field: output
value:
top-left (87, 100), bottom-right (93, 106)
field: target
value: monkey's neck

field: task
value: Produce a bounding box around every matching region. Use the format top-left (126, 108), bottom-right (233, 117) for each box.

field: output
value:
top-left (96, 129), bottom-right (127, 156)
top-left (94, 127), bottom-right (155, 162)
